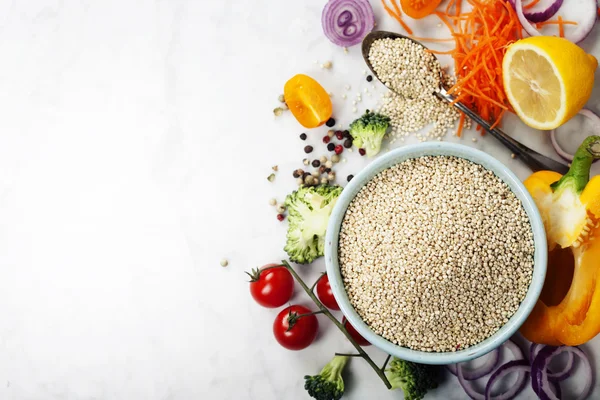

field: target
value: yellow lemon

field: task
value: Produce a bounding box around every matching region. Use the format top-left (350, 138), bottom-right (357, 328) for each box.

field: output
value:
top-left (502, 36), bottom-right (597, 130)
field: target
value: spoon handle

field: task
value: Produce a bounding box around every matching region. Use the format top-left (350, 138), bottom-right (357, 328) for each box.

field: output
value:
top-left (436, 89), bottom-right (569, 175)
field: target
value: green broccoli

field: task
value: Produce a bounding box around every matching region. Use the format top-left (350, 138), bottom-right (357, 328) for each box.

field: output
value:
top-left (349, 109), bottom-right (391, 157)
top-left (284, 184), bottom-right (343, 264)
top-left (304, 355), bottom-right (349, 400)
top-left (385, 358), bottom-right (440, 400)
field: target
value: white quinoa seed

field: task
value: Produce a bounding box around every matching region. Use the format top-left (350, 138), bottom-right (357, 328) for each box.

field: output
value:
top-left (339, 156), bottom-right (535, 352)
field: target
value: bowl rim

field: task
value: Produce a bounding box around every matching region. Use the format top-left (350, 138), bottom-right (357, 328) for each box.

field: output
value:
top-left (324, 142), bottom-right (547, 365)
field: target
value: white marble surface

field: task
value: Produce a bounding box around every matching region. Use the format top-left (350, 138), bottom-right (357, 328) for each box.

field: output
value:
top-left (0, 1), bottom-right (598, 399)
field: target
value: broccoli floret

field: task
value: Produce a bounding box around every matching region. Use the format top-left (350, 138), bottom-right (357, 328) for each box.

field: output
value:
top-left (385, 358), bottom-right (440, 400)
top-left (284, 185), bottom-right (343, 264)
top-left (304, 355), bottom-right (348, 400)
top-left (349, 109), bottom-right (391, 157)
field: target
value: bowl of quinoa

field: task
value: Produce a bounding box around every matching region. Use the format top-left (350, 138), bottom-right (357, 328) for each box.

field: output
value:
top-left (324, 142), bottom-right (547, 365)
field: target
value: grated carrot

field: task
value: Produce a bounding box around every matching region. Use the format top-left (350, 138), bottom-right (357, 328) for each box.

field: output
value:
top-left (536, 19), bottom-right (577, 27)
top-left (426, 48), bottom-right (455, 55)
top-left (381, 0), bottom-right (413, 34)
top-left (524, 0), bottom-right (541, 9)
top-left (390, 0), bottom-right (402, 16)
top-left (430, 0), bottom-right (522, 134)
top-left (534, 17), bottom-right (577, 37)
top-left (410, 36), bottom-right (455, 42)
top-left (456, 112), bottom-right (466, 137)
top-left (557, 16), bottom-right (565, 38)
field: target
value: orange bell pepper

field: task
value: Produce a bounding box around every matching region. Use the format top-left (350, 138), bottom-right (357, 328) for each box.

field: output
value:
top-left (520, 136), bottom-right (600, 346)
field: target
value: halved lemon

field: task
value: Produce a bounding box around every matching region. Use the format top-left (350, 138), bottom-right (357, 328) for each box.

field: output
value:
top-left (502, 37), bottom-right (597, 130)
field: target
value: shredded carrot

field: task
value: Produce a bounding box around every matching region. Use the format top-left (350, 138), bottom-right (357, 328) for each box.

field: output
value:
top-left (426, 48), bottom-right (455, 55)
top-left (536, 19), bottom-right (577, 27)
top-left (534, 17), bottom-right (577, 37)
top-left (409, 36), bottom-right (455, 42)
top-left (428, 0), bottom-right (523, 134)
top-left (390, 0), bottom-right (402, 17)
top-left (456, 113), bottom-right (466, 137)
top-left (381, 0), bottom-right (413, 34)
top-left (490, 109), bottom-right (506, 130)
top-left (524, 0), bottom-right (541, 9)
top-left (557, 16), bottom-right (565, 38)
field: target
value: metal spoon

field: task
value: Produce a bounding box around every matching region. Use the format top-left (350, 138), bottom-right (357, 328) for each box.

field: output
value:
top-left (362, 30), bottom-right (569, 174)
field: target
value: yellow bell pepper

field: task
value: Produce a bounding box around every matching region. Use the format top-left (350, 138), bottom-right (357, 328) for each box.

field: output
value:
top-left (520, 136), bottom-right (600, 346)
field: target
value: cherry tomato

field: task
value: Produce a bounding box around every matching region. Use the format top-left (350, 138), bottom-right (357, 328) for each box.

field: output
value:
top-left (316, 274), bottom-right (340, 310)
top-left (284, 74), bottom-right (332, 128)
top-left (248, 264), bottom-right (294, 308)
top-left (273, 305), bottom-right (319, 350)
top-left (342, 317), bottom-right (371, 346)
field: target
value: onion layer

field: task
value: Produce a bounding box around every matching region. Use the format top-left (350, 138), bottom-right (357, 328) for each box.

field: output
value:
top-left (446, 347), bottom-right (500, 380)
top-left (514, 0), bottom-right (598, 43)
top-left (455, 340), bottom-right (526, 400)
top-left (531, 346), bottom-right (593, 400)
top-left (321, 0), bottom-right (374, 47)
top-left (508, 0), bottom-right (563, 23)
top-left (550, 108), bottom-right (600, 162)
top-left (484, 359), bottom-right (530, 400)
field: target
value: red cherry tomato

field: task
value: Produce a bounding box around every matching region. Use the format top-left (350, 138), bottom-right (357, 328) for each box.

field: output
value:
top-left (342, 317), bottom-right (371, 346)
top-left (316, 274), bottom-right (340, 310)
top-left (273, 305), bottom-right (319, 350)
top-left (248, 264), bottom-right (294, 308)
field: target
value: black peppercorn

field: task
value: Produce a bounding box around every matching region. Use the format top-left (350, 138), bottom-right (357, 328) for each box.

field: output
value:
top-left (343, 139), bottom-right (353, 148)
top-left (304, 145), bottom-right (313, 153)
top-left (327, 143), bottom-right (335, 152)
top-left (312, 160), bottom-right (321, 168)
top-left (299, 133), bottom-right (307, 140)
top-left (347, 175), bottom-right (354, 182)
top-left (325, 118), bottom-right (335, 127)
top-left (366, 75), bottom-right (373, 82)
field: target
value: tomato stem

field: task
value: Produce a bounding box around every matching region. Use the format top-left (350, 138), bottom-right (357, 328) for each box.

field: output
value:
top-left (380, 354), bottom-right (392, 372)
top-left (335, 352), bottom-right (363, 357)
top-left (298, 311), bottom-right (325, 318)
top-left (281, 260), bottom-right (392, 390)
top-left (244, 265), bottom-right (284, 282)
top-left (287, 310), bottom-right (326, 331)
top-left (310, 272), bottom-right (327, 293)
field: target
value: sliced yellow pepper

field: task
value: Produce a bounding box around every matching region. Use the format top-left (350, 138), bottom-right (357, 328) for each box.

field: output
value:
top-left (520, 136), bottom-right (600, 345)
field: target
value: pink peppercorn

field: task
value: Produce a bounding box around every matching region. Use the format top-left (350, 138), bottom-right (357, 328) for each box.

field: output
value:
top-left (323, 136), bottom-right (331, 144)
top-left (335, 131), bottom-right (344, 140)
top-left (334, 145), bottom-right (343, 155)
top-left (358, 148), bottom-right (366, 156)
top-left (277, 214), bottom-right (285, 221)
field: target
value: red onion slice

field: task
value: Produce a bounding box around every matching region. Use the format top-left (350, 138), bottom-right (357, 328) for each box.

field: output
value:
top-left (446, 347), bottom-right (500, 380)
top-left (531, 346), bottom-right (593, 400)
top-left (508, 0), bottom-right (564, 23)
top-left (484, 359), bottom-right (530, 400)
top-left (321, 0), bottom-right (374, 47)
top-left (550, 108), bottom-right (600, 162)
top-left (515, 0), bottom-right (598, 43)
top-left (457, 365), bottom-right (485, 400)
top-left (455, 340), bottom-right (526, 400)
top-left (530, 343), bottom-right (575, 381)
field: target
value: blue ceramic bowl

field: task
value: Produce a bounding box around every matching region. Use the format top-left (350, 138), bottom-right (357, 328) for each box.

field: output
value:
top-left (325, 142), bottom-right (547, 365)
